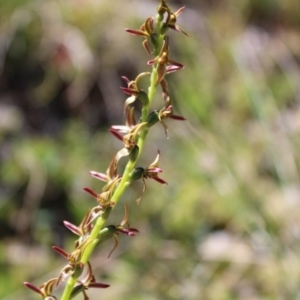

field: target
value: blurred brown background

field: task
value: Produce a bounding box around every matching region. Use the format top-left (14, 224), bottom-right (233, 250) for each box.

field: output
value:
top-left (0, 0), bottom-right (300, 299)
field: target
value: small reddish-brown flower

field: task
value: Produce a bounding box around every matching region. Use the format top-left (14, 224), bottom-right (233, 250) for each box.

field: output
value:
top-left (147, 37), bottom-right (184, 84)
top-left (53, 245), bottom-right (84, 264)
top-left (64, 210), bottom-right (95, 247)
top-left (95, 204), bottom-right (139, 257)
top-left (83, 186), bottom-right (115, 223)
top-left (129, 151), bottom-right (167, 203)
top-left (83, 186), bottom-right (114, 208)
top-left (52, 244), bottom-right (90, 285)
top-left (89, 148), bottom-right (128, 183)
top-left (163, 6), bottom-right (189, 36)
top-left (120, 72), bottom-right (150, 108)
top-left (111, 106), bottom-right (137, 136)
top-left (110, 122), bottom-right (147, 150)
top-left (84, 149), bottom-right (129, 209)
top-left (114, 204), bottom-right (139, 237)
top-left (24, 278), bottom-right (58, 299)
top-left (71, 262), bottom-right (109, 300)
top-left (146, 97), bottom-right (185, 137)
top-left (143, 151), bottom-right (167, 185)
top-left (159, 97), bottom-right (186, 136)
top-left (157, 0), bottom-right (189, 36)
top-left (125, 17), bottom-right (157, 54)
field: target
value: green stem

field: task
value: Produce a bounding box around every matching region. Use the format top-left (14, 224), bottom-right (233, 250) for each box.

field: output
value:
top-left (61, 16), bottom-right (164, 300)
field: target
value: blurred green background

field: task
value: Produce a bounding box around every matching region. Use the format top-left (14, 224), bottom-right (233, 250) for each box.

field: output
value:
top-left (1, 0), bottom-right (300, 299)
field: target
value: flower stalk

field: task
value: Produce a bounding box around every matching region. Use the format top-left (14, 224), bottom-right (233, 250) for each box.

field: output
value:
top-left (24, 1), bottom-right (188, 299)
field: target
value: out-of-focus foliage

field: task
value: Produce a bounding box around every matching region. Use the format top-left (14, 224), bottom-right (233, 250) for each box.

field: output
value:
top-left (1, 0), bottom-right (300, 299)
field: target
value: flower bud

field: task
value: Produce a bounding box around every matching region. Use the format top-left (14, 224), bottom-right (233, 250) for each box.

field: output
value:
top-left (157, 0), bottom-right (169, 17)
